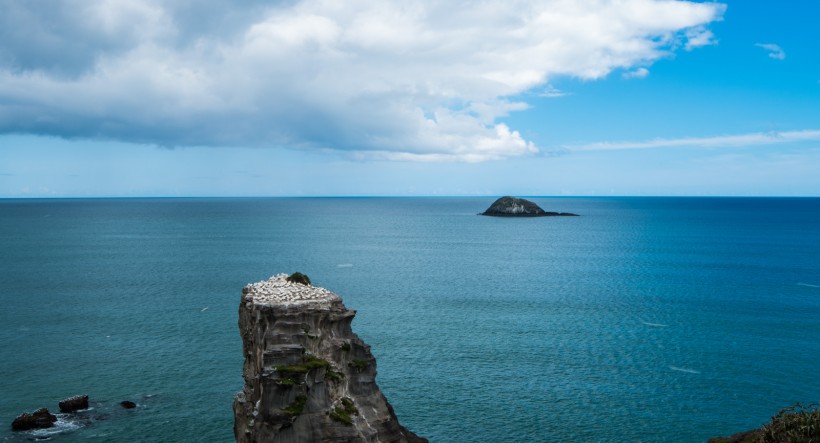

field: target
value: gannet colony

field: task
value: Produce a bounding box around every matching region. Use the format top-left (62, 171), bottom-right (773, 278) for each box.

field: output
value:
top-left (241, 274), bottom-right (340, 306)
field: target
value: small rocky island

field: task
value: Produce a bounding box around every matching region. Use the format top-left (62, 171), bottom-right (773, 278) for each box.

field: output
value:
top-left (480, 196), bottom-right (578, 217)
top-left (234, 274), bottom-right (426, 442)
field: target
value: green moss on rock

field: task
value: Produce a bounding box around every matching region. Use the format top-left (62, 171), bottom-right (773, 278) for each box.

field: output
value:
top-left (329, 398), bottom-right (358, 426)
top-left (275, 354), bottom-right (332, 379)
top-left (351, 359), bottom-right (367, 371)
top-left (282, 395), bottom-right (307, 417)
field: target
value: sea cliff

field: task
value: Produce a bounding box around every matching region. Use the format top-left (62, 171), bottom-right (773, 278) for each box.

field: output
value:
top-left (234, 274), bottom-right (426, 443)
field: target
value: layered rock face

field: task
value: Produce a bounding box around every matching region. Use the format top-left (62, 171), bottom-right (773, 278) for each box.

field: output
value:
top-left (234, 274), bottom-right (426, 443)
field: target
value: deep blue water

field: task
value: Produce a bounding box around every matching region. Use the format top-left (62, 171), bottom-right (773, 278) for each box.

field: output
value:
top-left (1, 197), bottom-right (819, 442)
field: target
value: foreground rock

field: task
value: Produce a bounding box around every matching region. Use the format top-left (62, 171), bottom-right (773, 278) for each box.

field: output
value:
top-left (710, 403), bottom-right (820, 443)
top-left (707, 429), bottom-right (761, 443)
top-left (234, 274), bottom-right (426, 443)
top-left (59, 394), bottom-right (89, 413)
top-left (11, 408), bottom-right (57, 431)
top-left (480, 196), bottom-right (578, 217)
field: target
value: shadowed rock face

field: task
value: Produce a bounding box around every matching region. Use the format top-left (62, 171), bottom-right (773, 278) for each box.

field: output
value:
top-left (59, 394), bottom-right (89, 413)
top-left (11, 408), bottom-right (57, 431)
top-left (234, 275), bottom-right (426, 443)
top-left (480, 196), bottom-right (578, 217)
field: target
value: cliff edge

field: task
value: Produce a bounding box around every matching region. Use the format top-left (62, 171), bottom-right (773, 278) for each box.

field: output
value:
top-left (234, 274), bottom-right (426, 443)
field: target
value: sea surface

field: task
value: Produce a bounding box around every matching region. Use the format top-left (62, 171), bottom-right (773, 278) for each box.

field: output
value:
top-left (1, 197), bottom-right (819, 442)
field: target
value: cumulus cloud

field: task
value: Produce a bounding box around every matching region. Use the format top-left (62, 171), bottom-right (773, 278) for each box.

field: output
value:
top-left (755, 43), bottom-right (786, 60)
top-left (0, 0), bottom-right (725, 161)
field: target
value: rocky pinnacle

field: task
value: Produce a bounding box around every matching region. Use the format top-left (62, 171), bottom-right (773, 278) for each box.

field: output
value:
top-left (234, 274), bottom-right (426, 443)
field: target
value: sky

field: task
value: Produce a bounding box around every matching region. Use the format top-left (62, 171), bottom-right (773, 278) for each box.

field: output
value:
top-left (1, 0), bottom-right (819, 197)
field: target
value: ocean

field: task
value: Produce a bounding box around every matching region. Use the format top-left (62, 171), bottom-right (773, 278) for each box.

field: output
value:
top-left (0, 197), bottom-right (818, 442)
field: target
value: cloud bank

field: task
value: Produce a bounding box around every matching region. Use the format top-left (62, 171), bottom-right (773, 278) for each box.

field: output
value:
top-left (0, 0), bottom-right (725, 161)
top-left (569, 129), bottom-right (820, 152)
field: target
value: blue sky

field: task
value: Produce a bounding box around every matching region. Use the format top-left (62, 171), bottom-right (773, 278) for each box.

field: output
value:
top-left (1, 0), bottom-right (819, 197)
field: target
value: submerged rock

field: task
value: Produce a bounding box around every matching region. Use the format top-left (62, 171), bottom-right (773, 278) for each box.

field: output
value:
top-left (234, 274), bottom-right (426, 443)
top-left (120, 401), bottom-right (136, 409)
top-left (480, 196), bottom-right (578, 217)
top-left (59, 394), bottom-right (89, 413)
top-left (11, 408), bottom-right (57, 431)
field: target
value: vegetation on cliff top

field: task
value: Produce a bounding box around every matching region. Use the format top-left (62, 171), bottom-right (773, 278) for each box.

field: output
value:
top-left (286, 272), bottom-right (311, 285)
top-left (710, 403), bottom-right (820, 443)
top-left (761, 403), bottom-right (820, 442)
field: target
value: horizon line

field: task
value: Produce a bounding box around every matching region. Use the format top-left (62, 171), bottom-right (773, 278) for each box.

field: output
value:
top-left (2, 195), bottom-right (820, 200)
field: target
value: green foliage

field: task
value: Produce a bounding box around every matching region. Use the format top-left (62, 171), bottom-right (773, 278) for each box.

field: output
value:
top-left (276, 354), bottom-right (330, 373)
top-left (351, 359), bottom-right (367, 371)
top-left (303, 354), bottom-right (331, 369)
top-left (282, 395), bottom-right (307, 417)
top-left (341, 398), bottom-right (355, 410)
top-left (275, 354), bottom-right (331, 377)
top-left (286, 272), bottom-right (311, 285)
top-left (761, 403), bottom-right (820, 443)
top-left (329, 397), bottom-right (358, 426)
top-left (325, 369), bottom-right (344, 382)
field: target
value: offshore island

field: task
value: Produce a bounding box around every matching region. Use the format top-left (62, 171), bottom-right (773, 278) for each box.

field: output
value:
top-left (234, 273), bottom-right (426, 442)
top-left (480, 196), bottom-right (578, 217)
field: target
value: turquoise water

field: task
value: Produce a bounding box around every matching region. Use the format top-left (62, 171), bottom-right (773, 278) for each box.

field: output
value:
top-left (1, 197), bottom-right (819, 442)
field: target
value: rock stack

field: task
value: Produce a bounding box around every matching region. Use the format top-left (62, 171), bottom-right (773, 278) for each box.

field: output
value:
top-left (234, 274), bottom-right (426, 443)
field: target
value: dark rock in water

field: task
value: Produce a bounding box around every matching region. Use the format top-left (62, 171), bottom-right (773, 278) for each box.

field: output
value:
top-left (235, 274), bottom-right (427, 443)
top-left (120, 401), bottom-right (136, 409)
top-left (286, 272), bottom-right (311, 286)
top-left (480, 196), bottom-right (578, 217)
top-left (59, 394), bottom-right (89, 413)
top-left (11, 408), bottom-right (57, 431)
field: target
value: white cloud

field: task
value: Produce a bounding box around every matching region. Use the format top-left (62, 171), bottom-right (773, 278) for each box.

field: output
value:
top-left (539, 85), bottom-right (571, 98)
top-left (569, 129), bottom-right (820, 152)
top-left (684, 27), bottom-right (717, 51)
top-left (0, 0), bottom-right (725, 162)
top-left (755, 43), bottom-right (786, 60)
top-left (622, 67), bottom-right (650, 79)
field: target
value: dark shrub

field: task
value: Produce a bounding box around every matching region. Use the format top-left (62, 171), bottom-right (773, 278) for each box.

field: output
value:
top-left (286, 272), bottom-right (311, 285)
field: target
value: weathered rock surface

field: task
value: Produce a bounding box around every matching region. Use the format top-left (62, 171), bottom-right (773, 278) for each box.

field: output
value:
top-left (11, 408), bottom-right (57, 431)
top-left (59, 394), bottom-right (89, 413)
top-left (480, 196), bottom-right (578, 217)
top-left (234, 274), bottom-right (426, 443)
